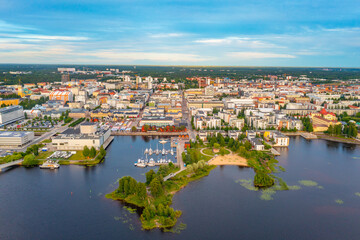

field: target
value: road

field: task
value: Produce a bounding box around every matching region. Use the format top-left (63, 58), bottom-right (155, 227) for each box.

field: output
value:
top-left (164, 139), bottom-right (186, 181)
top-left (1, 124), bottom-right (69, 152)
top-left (181, 90), bottom-right (197, 141)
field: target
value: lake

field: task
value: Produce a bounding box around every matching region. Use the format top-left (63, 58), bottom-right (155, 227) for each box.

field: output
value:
top-left (1, 136), bottom-right (360, 240)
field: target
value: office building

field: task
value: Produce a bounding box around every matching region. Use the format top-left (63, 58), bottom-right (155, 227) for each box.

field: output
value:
top-left (0, 105), bottom-right (24, 125)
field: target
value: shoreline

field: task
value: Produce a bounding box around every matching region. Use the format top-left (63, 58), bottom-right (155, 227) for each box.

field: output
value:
top-left (106, 164), bottom-right (217, 230)
top-left (315, 134), bottom-right (360, 145)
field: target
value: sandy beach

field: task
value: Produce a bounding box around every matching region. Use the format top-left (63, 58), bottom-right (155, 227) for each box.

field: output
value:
top-left (208, 154), bottom-right (249, 167)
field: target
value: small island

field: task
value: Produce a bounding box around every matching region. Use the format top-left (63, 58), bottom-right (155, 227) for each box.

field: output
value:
top-left (107, 133), bottom-right (285, 230)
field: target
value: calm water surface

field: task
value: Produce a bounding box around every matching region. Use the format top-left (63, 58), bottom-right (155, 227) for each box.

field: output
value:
top-left (1, 136), bottom-right (360, 240)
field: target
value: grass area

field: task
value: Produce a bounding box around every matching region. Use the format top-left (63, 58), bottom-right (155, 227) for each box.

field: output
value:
top-left (68, 150), bottom-right (98, 160)
top-left (192, 148), bottom-right (213, 162)
top-left (59, 158), bottom-right (102, 166)
top-left (317, 134), bottom-right (360, 144)
top-left (202, 148), bottom-right (215, 156)
top-left (35, 151), bottom-right (53, 160)
top-left (41, 139), bottom-right (52, 143)
top-left (35, 150), bottom-right (101, 165)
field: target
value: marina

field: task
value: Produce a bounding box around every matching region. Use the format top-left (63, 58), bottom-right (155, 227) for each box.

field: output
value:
top-left (135, 139), bottom-right (177, 167)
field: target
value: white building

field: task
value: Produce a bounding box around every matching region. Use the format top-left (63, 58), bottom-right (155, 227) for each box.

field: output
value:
top-left (52, 122), bottom-right (111, 150)
top-left (0, 131), bottom-right (34, 146)
top-left (0, 105), bottom-right (24, 125)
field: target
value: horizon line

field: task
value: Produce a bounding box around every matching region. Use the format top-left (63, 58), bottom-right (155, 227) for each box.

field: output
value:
top-left (0, 63), bottom-right (359, 69)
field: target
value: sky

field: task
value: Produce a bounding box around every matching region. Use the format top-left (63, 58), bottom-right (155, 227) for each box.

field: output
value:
top-left (0, 0), bottom-right (359, 67)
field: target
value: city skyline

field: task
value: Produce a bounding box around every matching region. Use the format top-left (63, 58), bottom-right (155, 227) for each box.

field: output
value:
top-left (0, 0), bottom-right (359, 67)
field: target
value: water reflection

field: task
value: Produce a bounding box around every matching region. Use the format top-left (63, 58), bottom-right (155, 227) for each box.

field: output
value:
top-left (1, 136), bottom-right (360, 240)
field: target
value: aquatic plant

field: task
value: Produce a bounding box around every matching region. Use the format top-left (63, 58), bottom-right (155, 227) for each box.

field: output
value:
top-left (114, 216), bottom-right (121, 221)
top-left (129, 224), bottom-right (135, 231)
top-left (355, 192), bottom-right (360, 197)
top-left (288, 185), bottom-right (301, 190)
top-left (260, 189), bottom-right (276, 201)
top-left (335, 199), bottom-right (344, 205)
top-left (236, 179), bottom-right (258, 191)
top-left (163, 223), bottom-right (187, 234)
top-left (298, 180), bottom-right (318, 187)
top-left (123, 206), bottom-right (137, 214)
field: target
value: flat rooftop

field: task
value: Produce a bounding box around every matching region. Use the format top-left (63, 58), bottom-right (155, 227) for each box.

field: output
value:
top-left (0, 131), bottom-right (32, 137)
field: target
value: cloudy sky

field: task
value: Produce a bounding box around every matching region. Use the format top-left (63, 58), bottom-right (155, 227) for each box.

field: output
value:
top-left (0, 0), bottom-right (359, 66)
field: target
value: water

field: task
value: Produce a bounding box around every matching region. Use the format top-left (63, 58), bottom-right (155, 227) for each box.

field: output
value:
top-left (1, 136), bottom-right (360, 240)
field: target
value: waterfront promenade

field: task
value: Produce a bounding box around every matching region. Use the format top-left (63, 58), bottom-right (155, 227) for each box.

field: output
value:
top-left (111, 132), bottom-right (188, 137)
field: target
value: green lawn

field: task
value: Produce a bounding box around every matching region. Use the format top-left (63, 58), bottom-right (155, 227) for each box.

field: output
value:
top-left (68, 150), bottom-right (99, 160)
top-left (35, 151), bottom-right (53, 160)
top-left (35, 150), bottom-right (99, 161)
top-left (41, 139), bottom-right (52, 143)
top-left (202, 148), bottom-right (215, 156)
top-left (193, 148), bottom-right (213, 162)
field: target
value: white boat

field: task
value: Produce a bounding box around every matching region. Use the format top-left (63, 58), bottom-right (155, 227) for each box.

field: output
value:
top-left (134, 158), bottom-right (142, 166)
top-left (159, 139), bottom-right (167, 144)
top-left (148, 158), bottom-right (155, 167)
top-left (149, 147), bottom-right (153, 155)
top-left (170, 148), bottom-right (174, 155)
top-left (144, 148), bottom-right (149, 154)
top-left (40, 160), bottom-right (60, 169)
top-left (135, 159), bottom-right (146, 168)
top-left (155, 144), bottom-right (160, 155)
top-left (137, 162), bottom-right (146, 168)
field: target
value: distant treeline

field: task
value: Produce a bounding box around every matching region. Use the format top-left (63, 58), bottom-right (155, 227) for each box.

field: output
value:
top-left (0, 64), bottom-right (359, 84)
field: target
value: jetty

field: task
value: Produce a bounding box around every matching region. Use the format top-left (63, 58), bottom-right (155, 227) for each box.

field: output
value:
top-left (300, 132), bottom-right (318, 139)
top-left (270, 148), bottom-right (281, 156)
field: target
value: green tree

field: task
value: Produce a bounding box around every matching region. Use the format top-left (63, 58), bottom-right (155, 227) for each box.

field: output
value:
top-left (149, 177), bottom-right (164, 198)
top-left (83, 145), bottom-right (90, 158)
top-left (23, 154), bottom-right (38, 167)
top-left (146, 169), bottom-right (156, 185)
top-left (137, 182), bottom-right (147, 200)
top-left (32, 144), bottom-right (39, 156)
top-left (244, 140), bottom-right (252, 151)
top-left (89, 146), bottom-right (96, 158)
top-left (142, 207), bottom-right (151, 221)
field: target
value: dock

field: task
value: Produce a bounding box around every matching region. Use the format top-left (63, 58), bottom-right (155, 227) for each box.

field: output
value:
top-left (270, 148), bottom-right (281, 156)
top-left (103, 136), bottom-right (114, 149)
top-left (300, 132), bottom-right (318, 139)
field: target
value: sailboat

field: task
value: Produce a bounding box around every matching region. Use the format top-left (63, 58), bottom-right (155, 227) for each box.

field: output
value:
top-left (170, 148), bottom-right (174, 155)
top-left (155, 143), bottom-right (160, 155)
top-left (148, 144), bottom-right (153, 155)
top-left (144, 148), bottom-right (149, 154)
top-left (162, 144), bottom-right (166, 155)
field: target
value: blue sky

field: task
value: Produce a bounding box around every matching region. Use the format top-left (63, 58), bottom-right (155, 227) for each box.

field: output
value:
top-left (0, 0), bottom-right (359, 66)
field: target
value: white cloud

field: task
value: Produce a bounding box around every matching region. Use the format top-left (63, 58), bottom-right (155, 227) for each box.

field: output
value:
top-left (227, 52), bottom-right (296, 59)
top-left (149, 33), bottom-right (185, 38)
top-left (0, 33), bottom-right (88, 41)
top-left (0, 20), bottom-right (36, 32)
top-left (83, 51), bottom-right (211, 62)
top-left (194, 37), bottom-right (280, 48)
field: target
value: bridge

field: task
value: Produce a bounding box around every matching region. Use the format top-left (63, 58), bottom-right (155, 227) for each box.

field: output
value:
top-left (0, 159), bottom-right (23, 172)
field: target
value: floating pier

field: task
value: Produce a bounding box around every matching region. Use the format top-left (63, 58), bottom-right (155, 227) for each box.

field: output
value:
top-left (300, 132), bottom-right (318, 140)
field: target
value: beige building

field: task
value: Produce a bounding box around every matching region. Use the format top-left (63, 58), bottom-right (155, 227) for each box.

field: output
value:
top-left (52, 122), bottom-right (111, 150)
top-left (0, 131), bottom-right (34, 146)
